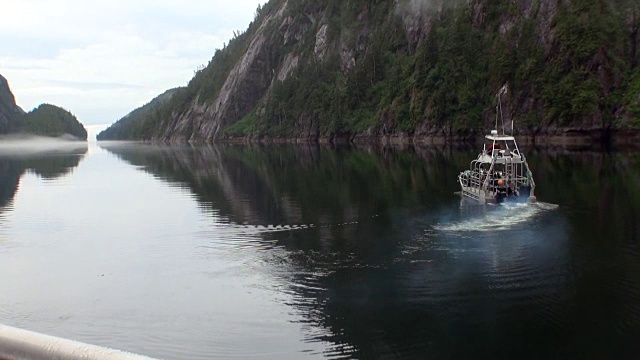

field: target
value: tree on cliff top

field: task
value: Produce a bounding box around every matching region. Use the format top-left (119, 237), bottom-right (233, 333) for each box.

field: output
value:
top-left (22, 104), bottom-right (88, 140)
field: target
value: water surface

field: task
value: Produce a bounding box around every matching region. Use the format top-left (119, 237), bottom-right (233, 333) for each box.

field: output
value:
top-left (0, 142), bottom-right (639, 359)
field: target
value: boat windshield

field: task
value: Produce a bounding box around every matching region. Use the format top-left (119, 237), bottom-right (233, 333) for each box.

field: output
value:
top-left (484, 137), bottom-right (521, 157)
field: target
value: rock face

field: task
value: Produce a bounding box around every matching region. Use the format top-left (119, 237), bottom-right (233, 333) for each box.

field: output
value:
top-left (0, 74), bottom-right (25, 135)
top-left (148, 3), bottom-right (290, 142)
top-left (100, 0), bottom-right (640, 145)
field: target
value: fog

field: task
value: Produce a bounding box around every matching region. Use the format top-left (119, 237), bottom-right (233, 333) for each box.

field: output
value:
top-left (0, 135), bottom-right (88, 156)
top-left (85, 124), bottom-right (110, 142)
top-left (396, 0), bottom-right (467, 15)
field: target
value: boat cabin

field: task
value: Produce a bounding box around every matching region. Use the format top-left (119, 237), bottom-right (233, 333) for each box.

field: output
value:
top-left (459, 130), bottom-right (535, 203)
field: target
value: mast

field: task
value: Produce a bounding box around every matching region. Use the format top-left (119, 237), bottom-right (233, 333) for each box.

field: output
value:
top-left (496, 83), bottom-right (509, 135)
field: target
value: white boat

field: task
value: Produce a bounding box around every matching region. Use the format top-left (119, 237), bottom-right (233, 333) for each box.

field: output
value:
top-left (457, 85), bottom-right (537, 204)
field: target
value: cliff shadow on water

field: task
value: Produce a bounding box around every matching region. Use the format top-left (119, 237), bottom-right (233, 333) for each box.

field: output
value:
top-left (0, 138), bottom-right (88, 209)
top-left (99, 142), bottom-right (640, 359)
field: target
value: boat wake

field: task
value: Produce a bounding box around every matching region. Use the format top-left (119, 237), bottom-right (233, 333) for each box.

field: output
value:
top-left (433, 202), bottom-right (559, 232)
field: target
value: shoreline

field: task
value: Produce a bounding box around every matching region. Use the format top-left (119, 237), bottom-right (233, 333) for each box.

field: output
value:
top-left (216, 128), bottom-right (640, 151)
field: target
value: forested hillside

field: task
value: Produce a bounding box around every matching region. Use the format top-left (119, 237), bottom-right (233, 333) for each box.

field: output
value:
top-left (99, 0), bottom-right (640, 144)
top-left (22, 104), bottom-right (88, 140)
top-left (0, 73), bottom-right (87, 140)
top-left (97, 88), bottom-right (182, 140)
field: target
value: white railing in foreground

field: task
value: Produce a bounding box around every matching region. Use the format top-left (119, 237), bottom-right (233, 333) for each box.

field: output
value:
top-left (0, 324), bottom-right (155, 360)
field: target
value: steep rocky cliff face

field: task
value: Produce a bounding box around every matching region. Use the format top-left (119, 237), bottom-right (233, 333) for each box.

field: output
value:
top-left (100, 0), bottom-right (640, 145)
top-left (0, 74), bottom-right (25, 134)
top-left (158, 4), bottom-right (289, 141)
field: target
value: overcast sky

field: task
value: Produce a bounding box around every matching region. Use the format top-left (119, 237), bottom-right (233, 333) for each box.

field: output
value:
top-left (1, 0), bottom-right (267, 127)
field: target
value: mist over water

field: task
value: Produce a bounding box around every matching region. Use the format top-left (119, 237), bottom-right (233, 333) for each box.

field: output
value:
top-left (0, 143), bottom-right (639, 359)
top-left (0, 136), bottom-right (88, 156)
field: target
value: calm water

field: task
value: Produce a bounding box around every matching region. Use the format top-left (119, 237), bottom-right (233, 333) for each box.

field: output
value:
top-left (0, 142), bottom-right (639, 359)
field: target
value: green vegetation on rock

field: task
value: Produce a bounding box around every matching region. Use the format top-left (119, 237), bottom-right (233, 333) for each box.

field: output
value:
top-left (1, 73), bottom-right (87, 140)
top-left (97, 88), bottom-right (183, 141)
top-left (22, 104), bottom-right (88, 140)
top-left (99, 0), bottom-right (640, 142)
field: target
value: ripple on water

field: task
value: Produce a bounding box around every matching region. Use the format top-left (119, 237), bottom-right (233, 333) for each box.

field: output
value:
top-left (613, 243), bottom-right (640, 334)
top-left (432, 202), bottom-right (559, 232)
top-left (193, 220), bottom-right (364, 256)
top-left (381, 200), bottom-right (573, 345)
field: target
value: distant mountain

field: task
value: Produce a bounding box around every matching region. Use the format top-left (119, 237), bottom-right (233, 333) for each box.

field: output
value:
top-left (22, 104), bottom-right (88, 140)
top-left (0, 74), bottom-right (25, 134)
top-left (0, 73), bottom-right (87, 140)
top-left (100, 0), bottom-right (640, 144)
top-left (97, 87), bottom-right (184, 140)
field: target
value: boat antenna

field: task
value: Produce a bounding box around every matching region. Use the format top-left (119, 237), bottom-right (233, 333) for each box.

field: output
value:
top-left (496, 83), bottom-right (509, 135)
top-left (495, 96), bottom-right (499, 133)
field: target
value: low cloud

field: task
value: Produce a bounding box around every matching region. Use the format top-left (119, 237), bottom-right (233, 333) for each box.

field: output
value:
top-left (45, 80), bottom-right (144, 91)
top-left (0, 135), bottom-right (88, 156)
top-left (396, 0), bottom-right (467, 16)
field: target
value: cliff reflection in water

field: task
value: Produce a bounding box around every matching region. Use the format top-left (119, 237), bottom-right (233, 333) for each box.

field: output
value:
top-left (0, 142), bottom-right (88, 209)
top-left (100, 143), bottom-right (640, 359)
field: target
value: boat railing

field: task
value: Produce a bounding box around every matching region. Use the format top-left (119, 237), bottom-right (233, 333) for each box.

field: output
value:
top-left (460, 169), bottom-right (489, 190)
top-left (0, 324), bottom-right (155, 360)
top-left (462, 151), bottom-right (533, 196)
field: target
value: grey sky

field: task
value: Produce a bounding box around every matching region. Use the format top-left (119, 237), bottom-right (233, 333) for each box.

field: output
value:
top-left (1, 0), bottom-right (267, 126)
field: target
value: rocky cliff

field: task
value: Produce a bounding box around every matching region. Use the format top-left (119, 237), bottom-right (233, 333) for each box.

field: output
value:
top-left (99, 0), bottom-right (640, 146)
top-left (0, 74), bottom-right (25, 134)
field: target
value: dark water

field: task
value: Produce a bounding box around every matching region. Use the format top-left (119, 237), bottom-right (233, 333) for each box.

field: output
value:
top-left (0, 142), bottom-right (639, 359)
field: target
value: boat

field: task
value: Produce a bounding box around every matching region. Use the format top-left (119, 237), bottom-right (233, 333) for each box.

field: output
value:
top-left (457, 85), bottom-right (537, 204)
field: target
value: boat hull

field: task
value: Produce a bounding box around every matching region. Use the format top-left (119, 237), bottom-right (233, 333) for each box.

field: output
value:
top-left (460, 185), bottom-right (533, 204)
top-left (460, 185), bottom-right (497, 204)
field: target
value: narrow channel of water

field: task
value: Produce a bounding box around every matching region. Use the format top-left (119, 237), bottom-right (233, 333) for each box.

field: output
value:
top-left (0, 142), bottom-right (638, 359)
